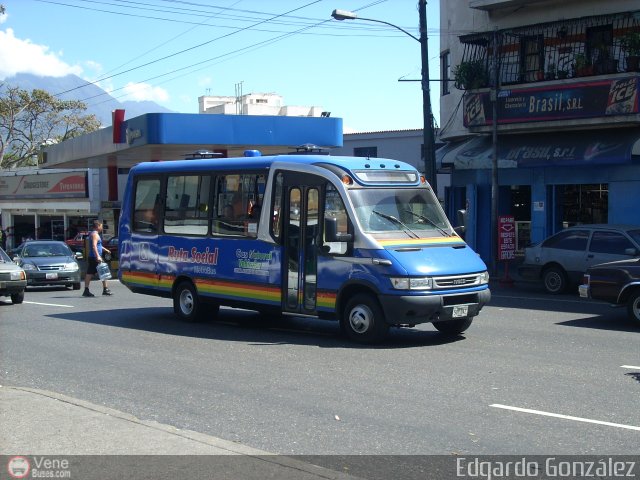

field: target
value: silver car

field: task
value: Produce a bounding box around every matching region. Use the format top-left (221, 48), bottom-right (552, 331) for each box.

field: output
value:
top-left (12, 240), bottom-right (82, 290)
top-left (0, 247), bottom-right (27, 304)
top-left (518, 224), bottom-right (640, 294)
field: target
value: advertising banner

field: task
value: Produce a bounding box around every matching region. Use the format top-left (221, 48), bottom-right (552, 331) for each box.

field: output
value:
top-left (464, 75), bottom-right (639, 127)
top-left (0, 171), bottom-right (88, 199)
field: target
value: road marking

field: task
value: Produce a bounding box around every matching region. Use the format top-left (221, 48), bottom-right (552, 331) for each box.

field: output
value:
top-left (24, 301), bottom-right (74, 308)
top-left (621, 365), bottom-right (640, 370)
top-left (490, 404), bottom-right (640, 432)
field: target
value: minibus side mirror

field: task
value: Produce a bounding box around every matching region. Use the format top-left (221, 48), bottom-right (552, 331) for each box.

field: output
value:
top-left (324, 217), bottom-right (353, 243)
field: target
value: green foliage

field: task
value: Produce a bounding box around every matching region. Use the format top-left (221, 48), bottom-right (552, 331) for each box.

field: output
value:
top-left (620, 31), bottom-right (640, 56)
top-left (453, 60), bottom-right (489, 90)
top-left (0, 84), bottom-right (100, 169)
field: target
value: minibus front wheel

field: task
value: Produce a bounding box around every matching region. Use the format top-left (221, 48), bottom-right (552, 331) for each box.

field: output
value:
top-left (342, 293), bottom-right (389, 344)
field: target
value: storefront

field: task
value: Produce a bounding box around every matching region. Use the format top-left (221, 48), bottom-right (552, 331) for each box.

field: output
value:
top-left (0, 169), bottom-right (98, 249)
top-left (441, 128), bottom-right (640, 265)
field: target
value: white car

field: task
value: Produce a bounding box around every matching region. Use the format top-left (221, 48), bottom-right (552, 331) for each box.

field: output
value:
top-left (518, 224), bottom-right (640, 294)
top-left (0, 247), bottom-right (27, 304)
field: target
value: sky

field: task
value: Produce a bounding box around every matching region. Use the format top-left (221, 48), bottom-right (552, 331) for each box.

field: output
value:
top-left (0, 0), bottom-right (441, 133)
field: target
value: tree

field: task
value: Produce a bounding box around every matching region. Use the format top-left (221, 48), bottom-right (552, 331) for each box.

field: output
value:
top-left (0, 83), bottom-right (101, 169)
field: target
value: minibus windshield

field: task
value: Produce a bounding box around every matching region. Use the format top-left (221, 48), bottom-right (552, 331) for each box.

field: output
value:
top-left (349, 188), bottom-right (452, 236)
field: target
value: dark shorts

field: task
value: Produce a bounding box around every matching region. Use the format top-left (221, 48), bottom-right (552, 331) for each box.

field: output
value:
top-left (87, 257), bottom-right (99, 275)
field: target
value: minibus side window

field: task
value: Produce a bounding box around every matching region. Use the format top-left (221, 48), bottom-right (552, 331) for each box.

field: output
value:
top-left (133, 178), bottom-right (161, 233)
top-left (213, 173), bottom-right (264, 237)
top-left (164, 175), bottom-right (211, 236)
top-left (323, 184), bottom-right (351, 255)
top-left (272, 173), bottom-right (284, 241)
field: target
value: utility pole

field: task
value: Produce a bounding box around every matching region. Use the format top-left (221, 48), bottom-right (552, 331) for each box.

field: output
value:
top-left (419, 0), bottom-right (438, 197)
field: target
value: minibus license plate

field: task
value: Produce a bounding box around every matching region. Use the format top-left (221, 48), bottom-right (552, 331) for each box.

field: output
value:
top-left (46, 273), bottom-right (58, 280)
top-left (453, 305), bottom-right (468, 318)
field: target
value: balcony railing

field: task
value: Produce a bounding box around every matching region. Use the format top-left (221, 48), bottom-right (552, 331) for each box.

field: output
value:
top-left (455, 11), bottom-right (640, 89)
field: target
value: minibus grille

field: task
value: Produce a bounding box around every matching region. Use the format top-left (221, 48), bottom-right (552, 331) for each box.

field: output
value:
top-left (433, 274), bottom-right (480, 289)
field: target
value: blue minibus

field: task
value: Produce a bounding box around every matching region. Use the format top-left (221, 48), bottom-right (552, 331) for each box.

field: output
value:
top-left (118, 151), bottom-right (490, 343)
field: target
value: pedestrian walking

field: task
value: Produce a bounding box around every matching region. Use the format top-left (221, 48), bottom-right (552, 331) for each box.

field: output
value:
top-left (83, 220), bottom-right (113, 297)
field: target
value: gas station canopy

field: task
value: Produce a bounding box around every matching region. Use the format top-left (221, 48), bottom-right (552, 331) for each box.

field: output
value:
top-left (40, 113), bottom-right (344, 169)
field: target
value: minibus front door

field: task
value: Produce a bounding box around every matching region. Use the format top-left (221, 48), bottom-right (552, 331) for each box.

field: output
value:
top-left (282, 176), bottom-right (323, 315)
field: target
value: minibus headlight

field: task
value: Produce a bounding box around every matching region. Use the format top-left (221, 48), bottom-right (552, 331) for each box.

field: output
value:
top-left (479, 271), bottom-right (490, 284)
top-left (390, 277), bottom-right (433, 290)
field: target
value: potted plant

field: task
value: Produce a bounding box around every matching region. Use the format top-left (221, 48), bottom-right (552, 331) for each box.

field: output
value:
top-left (573, 53), bottom-right (593, 77)
top-left (545, 63), bottom-right (556, 80)
top-left (620, 31), bottom-right (640, 72)
top-left (453, 60), bottom-right (489, 90)
top-left (593, 42), bottom-right (618, 74)
top-left (557, 68), bottom-right (569, 79)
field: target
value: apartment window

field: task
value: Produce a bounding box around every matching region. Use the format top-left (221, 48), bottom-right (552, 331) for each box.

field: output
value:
top-left (520, 35), bottom-right (544, 82)
top-left (354, 146), bottom-right (377, 158)
top-left (441, 51), bottom-right (451, 95)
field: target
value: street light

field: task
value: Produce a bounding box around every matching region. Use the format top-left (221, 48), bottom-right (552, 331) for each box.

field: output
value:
top-left (331, 3), bottom-right (437, 197)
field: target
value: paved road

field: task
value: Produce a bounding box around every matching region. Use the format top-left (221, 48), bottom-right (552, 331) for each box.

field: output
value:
top-left (1, 280), bottom-right (638, 461)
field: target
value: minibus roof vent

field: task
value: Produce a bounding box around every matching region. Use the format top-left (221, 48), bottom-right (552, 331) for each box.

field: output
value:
top-left (184, 150), bottom-right (224, 160)
top-left (289, 143), bottom-right (329, 155)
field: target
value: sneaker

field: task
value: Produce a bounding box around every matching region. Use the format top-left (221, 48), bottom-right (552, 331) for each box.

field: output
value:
top-left (102, 289), bottom-right (113, 296)
top-left (82, 290), bottom-right (95, 297)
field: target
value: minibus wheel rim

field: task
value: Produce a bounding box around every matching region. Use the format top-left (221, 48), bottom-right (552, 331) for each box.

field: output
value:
top-left (180, 288), bottom-right (195, 315)
top-left (349, 305), bottom-right (372, 333)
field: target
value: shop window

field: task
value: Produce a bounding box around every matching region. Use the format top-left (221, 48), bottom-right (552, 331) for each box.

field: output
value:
top-left (589, 231), bottom-right (635, 255)
top-left (555, 184), bottom-right (608, 228)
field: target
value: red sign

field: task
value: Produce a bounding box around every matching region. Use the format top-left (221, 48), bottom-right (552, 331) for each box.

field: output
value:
top-left (498, 215), bottom-right (516, 261)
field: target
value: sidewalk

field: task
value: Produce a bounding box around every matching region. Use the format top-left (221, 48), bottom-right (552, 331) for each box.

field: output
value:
top-left (0, 385), bottom-right (360, 479)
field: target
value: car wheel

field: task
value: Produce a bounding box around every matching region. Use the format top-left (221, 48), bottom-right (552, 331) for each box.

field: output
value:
top-left (627, 290), bottom-right (640, 324)
top-left (542, 266), bottom-right (567, 294)
top-left (433, 317), bottom-right (473, 335)
top-left (341, 293), bottom-right (389, 344)
top-left (11, 291), bottom-right (24, 304)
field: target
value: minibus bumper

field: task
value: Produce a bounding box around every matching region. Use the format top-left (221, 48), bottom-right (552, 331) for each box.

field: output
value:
top-left (378, 288), bottom-right (491, 325)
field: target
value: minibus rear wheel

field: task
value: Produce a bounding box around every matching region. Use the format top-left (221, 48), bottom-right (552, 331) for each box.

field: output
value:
top-left (432, 317), bottom-right (472, 335)
top-left (174, 281), bottom-right (206, 322)
top-left (342, 294), bottom-right (389, 344)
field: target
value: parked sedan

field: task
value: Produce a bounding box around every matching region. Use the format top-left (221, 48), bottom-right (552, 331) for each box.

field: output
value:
top-left (12, 240), bottom-right (82, 290)
top-left (0, 247), bottom-right (26, 304)
top-left (579, 258), bottom-right (640, 324)
top-left (518, 224), bottom-right (640, 294)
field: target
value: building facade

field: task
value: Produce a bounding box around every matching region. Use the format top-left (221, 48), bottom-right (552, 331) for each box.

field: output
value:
top-left (439, 0), bottom-right (640, 267)
top-left (199, 92), bottom-right (326, 118)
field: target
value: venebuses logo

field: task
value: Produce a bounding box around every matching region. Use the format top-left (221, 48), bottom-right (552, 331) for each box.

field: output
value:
top-left (7, 456), bottom-right (30, 479)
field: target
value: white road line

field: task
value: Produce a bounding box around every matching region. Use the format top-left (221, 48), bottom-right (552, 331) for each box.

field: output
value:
top-left (490, 404), bottom-right (640, 432)
top-left (24, 301), bottom-right (74, 308)
top-left (621, 365), bottom-right (640, 370)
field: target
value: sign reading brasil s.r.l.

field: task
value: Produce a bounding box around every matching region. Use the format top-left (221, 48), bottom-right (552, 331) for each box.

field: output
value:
top-left (464, 75), bottom-right (639, 127)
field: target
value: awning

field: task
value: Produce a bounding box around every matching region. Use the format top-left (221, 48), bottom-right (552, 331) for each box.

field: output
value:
top-left (438, 128), bottom-right (640, 170)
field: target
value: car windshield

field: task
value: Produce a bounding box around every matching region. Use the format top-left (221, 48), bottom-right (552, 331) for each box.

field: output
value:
top-left (349, 187), bottom-right (452, 237)
top-left (23, 243), bottom-right (71, 257)
top-left (0, 248), bottom-right (11, 263)
top-left (628, 229), bottom-right (640, 246)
